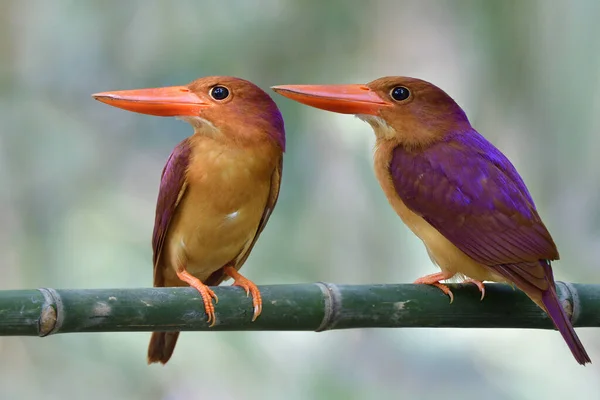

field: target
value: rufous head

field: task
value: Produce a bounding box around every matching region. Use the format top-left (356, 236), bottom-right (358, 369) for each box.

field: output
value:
top-left (93, 76), bottom-right (285, 150)
top-left (272, 77), bottom-right (471, 148)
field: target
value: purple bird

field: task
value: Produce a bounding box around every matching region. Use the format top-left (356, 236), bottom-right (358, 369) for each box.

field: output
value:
top-left (272, 76), bottom-right (591, 364)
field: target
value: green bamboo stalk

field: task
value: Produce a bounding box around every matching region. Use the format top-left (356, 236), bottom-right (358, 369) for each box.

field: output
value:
top-left (0, 282), bottom-right (598, 336)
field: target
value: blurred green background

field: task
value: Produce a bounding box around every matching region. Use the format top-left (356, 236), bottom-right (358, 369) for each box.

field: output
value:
top-left (1, 0), bottom-right (599, 399)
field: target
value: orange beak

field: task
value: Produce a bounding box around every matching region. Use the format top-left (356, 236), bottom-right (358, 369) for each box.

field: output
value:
top-left (271, 84), bottom-right (390, 115)
top-left (92, 86), bottom-right (209, 117)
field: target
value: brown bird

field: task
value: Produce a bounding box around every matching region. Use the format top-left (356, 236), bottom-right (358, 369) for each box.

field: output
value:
top-left (272, 77), bottom-right (591, 364)
top-left (93, 76), bottom-right (285, 364)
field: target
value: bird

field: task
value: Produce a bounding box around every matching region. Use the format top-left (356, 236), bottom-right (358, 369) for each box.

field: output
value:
top-left (93, 76), bottom-right (285, 364)
top-left (271, 76), bottom-right (591, 364)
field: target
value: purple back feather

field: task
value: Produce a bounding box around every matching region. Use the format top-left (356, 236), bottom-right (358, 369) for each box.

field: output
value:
top-left (390, 129), bottom-right (558, 266)
top-left (389, 128), bottom-right (591, 364)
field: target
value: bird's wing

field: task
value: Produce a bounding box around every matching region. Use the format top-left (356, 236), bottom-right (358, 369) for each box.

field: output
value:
top-left (389, 131), bottom-right (558, 290)
top-left (152, 139), bottom-right (191, 286)
top-left (205, 155), bottom-right (283, 286)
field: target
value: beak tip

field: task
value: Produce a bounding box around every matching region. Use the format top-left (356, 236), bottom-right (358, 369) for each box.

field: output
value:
top-left (92, 92), bottom-right (111, 101)
top-left (89, 86), bottom-right (207, 116)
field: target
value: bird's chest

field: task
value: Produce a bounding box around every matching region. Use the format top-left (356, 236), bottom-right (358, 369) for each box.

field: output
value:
top-left (186, 149), bottom-right (271, 217)
top-left (168, 147), bottom-right (273, 273)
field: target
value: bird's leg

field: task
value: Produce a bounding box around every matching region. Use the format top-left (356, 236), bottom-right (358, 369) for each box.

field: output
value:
top-left (176, 269), bottom-right (219, 327)
top-left (463, 279), bottom-right (486, 301)
top-left (414, 271), bottom-right (456, 303)
top-left (223, 266), bottom-right (263, 321)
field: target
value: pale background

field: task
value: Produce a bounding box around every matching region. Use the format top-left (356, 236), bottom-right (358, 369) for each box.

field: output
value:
top-left (1, 1), bottom-right (599, 399)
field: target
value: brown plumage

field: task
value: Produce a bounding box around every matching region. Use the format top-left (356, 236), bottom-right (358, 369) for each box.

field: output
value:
top-left (94, 76), bottom-right (285, 364)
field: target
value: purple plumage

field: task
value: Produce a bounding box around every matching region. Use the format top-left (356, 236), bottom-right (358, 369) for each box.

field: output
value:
top-left (539, 261), bottom-right (590, 364)
top-left (152, 138), bottom-right (192, 283)
top-left (268, 74), bottom-right (591, 364)
top-left (390, 128), bottom-right (590, 364)
top-left (391, 129), bottom-right (558, 266)
top-left (148, 138), bottom-right (192, 362)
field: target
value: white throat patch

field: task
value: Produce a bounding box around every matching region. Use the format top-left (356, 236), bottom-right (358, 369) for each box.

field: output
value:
top-left (356, 114), bottom-right (396, 139)
top-left (177, 116), bottom-right (220, 137)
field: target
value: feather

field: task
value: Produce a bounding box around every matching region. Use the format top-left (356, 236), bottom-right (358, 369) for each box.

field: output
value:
top-left (390, 129), bottom-right (558, 290)
top-left (152, 138), bottom-right (191, 286)
top-left (205, 155), bottom-right (283, 286)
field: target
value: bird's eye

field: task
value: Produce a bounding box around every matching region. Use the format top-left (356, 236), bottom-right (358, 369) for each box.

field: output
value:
top-left (210, 86), bottom-right (230, 101)
top-left (390, 86), bottom-right (410, 101)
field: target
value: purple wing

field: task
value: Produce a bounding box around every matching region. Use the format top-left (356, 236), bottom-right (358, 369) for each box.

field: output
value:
top-left (390, 130), bottom-right (590, 364)
top-left (390, 130), bottom-right (558, 274)
top-left (152, 139), bottom-right (191, 286)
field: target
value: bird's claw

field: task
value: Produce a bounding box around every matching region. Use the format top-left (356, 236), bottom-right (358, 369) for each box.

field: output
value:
top-left (431, 282), bottom-right (454, 304)
top-left (232, 280), bottom-right (262, 321)
top-left (188, 284), bottom-right (218, 327)
top-left (463, 279), bottom-right (486, 301)
top-left (197, 285), bottom-right (218, 327)
top-left (414, 271), bottom-right (456, 304)
top-left (176, 269), bottom-right (219, 327)
top-left (224, 266), bottom-right (263, 321)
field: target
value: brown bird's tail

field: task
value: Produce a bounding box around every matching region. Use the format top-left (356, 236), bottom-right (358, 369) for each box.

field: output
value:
top-left (148, 331), bottom-right (180, 365)
top-left (539, 262), bottom-right (591, 365)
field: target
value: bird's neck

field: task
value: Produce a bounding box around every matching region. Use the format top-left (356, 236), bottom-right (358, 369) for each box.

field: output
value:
top-left (374, 121), bottom-right (473, 152)
top-left (189, 120), bottom-right (284, 154)
top-left (187, 131), bottom-right (282, 169)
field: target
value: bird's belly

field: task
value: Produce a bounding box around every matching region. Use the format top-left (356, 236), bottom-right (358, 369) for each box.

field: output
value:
top-left (163, 180), bottom-right (270, 284)
top-left (187, 212), bottom-right (260, 274)
top-left (401, 203), bottom-right (503, 282)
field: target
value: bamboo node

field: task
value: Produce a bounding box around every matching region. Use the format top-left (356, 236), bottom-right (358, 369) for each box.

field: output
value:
top-left (557, 281), bottom-right (580, 323)
top-left (315, 282), bottom-right (341, 332)
top-left (37, 288), bottom-right (63, 336)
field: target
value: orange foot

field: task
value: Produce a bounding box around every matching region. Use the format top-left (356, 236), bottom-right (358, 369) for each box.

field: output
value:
top-left (177, 269), bottom-right (219, 327)
top-left (463, 279), bottom-right (486, 301)
top-left (414, 271), bottom-right (456, 303)
top-left (224, 266), bottom-right (262, 321)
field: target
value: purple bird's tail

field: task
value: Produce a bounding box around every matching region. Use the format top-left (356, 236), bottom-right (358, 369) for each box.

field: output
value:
top-left (540, 262), bottom-right (591, 365)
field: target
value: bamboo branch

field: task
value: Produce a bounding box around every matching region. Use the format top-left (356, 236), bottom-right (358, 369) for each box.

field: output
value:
top-left (0, 282), bottom-right (598, 336)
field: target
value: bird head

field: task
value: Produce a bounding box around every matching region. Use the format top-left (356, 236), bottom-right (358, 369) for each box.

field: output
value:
top-left (272, 76), bottom-right (470, 148)
top-left (93, 76), bottom-right (285, 151)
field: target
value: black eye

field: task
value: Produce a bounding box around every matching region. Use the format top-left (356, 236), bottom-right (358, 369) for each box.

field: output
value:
top-left (390, 86), bottom-right (410, 101)
top-left (210, 86), bottom-right (230, 101)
